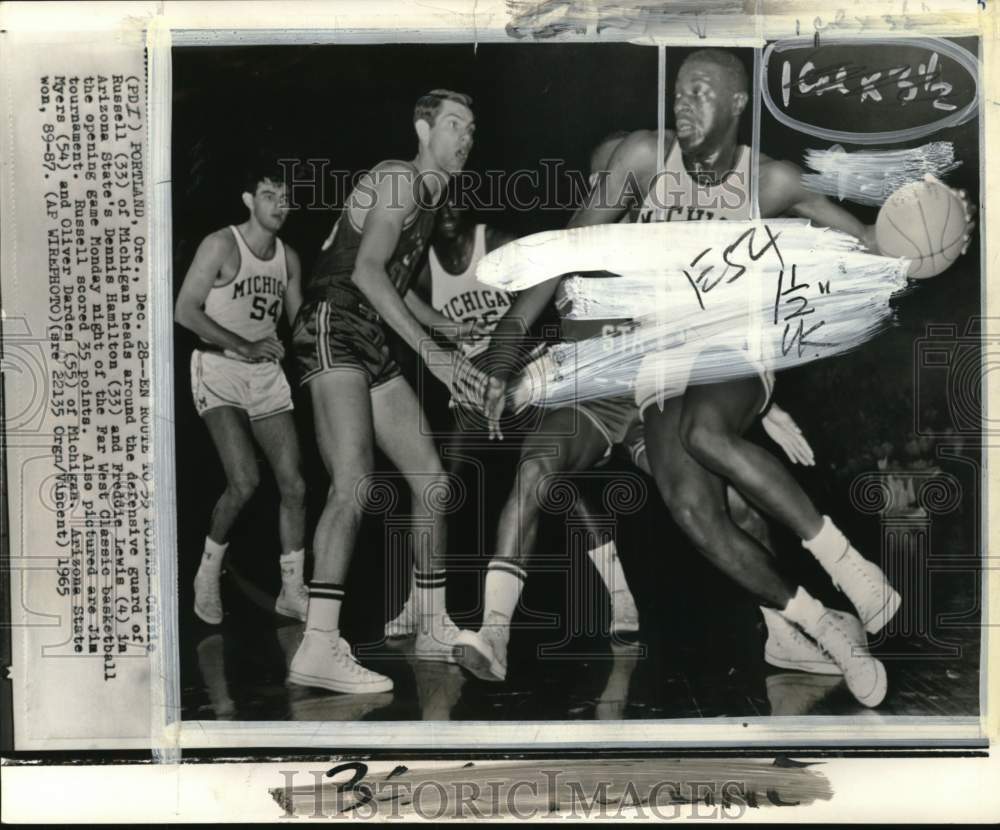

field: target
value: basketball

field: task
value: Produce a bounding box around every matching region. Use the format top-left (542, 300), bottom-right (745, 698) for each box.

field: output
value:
top-left (875, 178), bottom-right (969, 280)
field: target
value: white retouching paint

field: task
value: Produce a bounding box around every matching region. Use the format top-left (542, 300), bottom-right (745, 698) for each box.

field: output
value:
top-left (801, 142), bottom-right (961, 206)
top-left (476, 220), bottom-right (911, 409)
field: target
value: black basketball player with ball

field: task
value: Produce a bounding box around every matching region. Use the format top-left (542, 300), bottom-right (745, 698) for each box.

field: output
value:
top-left (477, 48), bottom-right (976, 708)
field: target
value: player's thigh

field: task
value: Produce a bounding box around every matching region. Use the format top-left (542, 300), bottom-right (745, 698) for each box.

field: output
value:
top-left (518, 406), bottom-right (610, 475)
top-left (249, 411), bottom-right (304, 489)
top-left (680, 351), bottom-right (765, 440)
top-left (202, 406), bottom-right (259, 486)
top-left (641, 397), bottom-right (719, 501)
top-left (370, 376), bottom-right (442, 475)
top-left (310, 369), bottom-right (375, 484)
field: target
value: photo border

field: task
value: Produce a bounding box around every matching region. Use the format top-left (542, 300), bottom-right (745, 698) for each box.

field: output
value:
top-left (147, 6), bottom-right (995, 756)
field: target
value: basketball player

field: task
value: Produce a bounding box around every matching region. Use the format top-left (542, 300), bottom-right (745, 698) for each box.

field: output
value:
top-left (386, 199), bottom-right (643, 640)
top-left (453, 129), bottom-right (822, 684)
top-left (175, 164), bottom-right (308, 627)
top-left (287, 90), bottom-right (487, 694)
top-left (486, 48), bottom-right (975, 706)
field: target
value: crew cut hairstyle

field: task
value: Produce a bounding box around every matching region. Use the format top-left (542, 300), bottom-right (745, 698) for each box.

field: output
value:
top-left (413, 89), bottom-right (474, 127)
top-left (682, 48), bottom-right (749, 94)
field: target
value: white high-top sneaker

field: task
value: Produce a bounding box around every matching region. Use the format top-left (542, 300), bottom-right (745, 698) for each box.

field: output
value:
top-left (288, 631), bottom-right (393, 694)
top-left (414, 613), bottom-right (462, 663)
top-left (805, 518), bottom-right (901, 635)
top-left (796, 610), bottom-right (887, 708)
top-left (761, 606), bottom-right (840, 675)
top-left (275, 582), bottom-right (309, 622)
top-left (194, 568), bottom-right (224, 625)
top-left (452, 613), bottom-right (509, 682)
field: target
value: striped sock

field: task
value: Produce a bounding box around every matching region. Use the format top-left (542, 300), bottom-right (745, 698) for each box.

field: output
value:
top-left (484, 560), bottom-right (527, 623)
top-left (414, 568), bottom-right (447, 617)
top-left (306, 582), bottom-right (344, 633)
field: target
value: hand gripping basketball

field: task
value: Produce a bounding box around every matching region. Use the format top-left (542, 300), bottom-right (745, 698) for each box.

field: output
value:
top-left (875, 174), bottom-right (976, 279)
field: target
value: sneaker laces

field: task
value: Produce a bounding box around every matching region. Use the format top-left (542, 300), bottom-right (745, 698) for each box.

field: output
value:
top-left (330, 637), bottom-right (375, 677)
top-left (813, 614), bottom-right (863, 665)
top-left (480, 613), bottom-right (510, 652)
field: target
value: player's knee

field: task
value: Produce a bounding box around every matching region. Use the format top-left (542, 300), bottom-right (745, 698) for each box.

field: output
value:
top-left (525, 461), bottom-right (572, 514)
top-left (228, 468), bottom-right (260, 506)
top-left (410, 469), bottom-right (454, 515)
top-left (278, 471), bottom-right (307, 507)
top-left (327, 476), bottom-right (369, 516)
top-left (681, 416), bottom-right (735, 466)
top-left (726, 486), bottom-right (751, 524)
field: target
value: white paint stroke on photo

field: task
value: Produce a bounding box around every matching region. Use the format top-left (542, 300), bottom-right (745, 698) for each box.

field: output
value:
top-left (476, 221), bottom-right (911, 408)
top-left (801, 142), bottom-right (961, 206)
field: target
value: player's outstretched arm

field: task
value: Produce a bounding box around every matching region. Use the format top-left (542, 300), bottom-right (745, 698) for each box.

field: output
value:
top-left (761, 160), bottom-right (976, 258)
top-left (478, 275), bottom-right (562, 441)
top-left (478, 226), bottom-right (547, 380)
top-left (174, 231), bottom-right (284, 361)
top-left (283, 244), bottom-right (303, 325)
top-left (759, 158), bottom-right (877, 250)
top-left (404, 262), bottom-right (486, 343)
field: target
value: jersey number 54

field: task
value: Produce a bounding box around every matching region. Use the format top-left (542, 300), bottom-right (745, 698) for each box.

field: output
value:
top-left (250, 297), bottom-right (281, 322)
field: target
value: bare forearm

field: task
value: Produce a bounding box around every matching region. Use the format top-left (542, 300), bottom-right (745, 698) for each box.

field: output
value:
top-left (484, 280), bottom-right (557, 380)
top-left (354, 265), bottom-right (431, 353)
top-left (176, 306), bottom-right (250, 353)
top-left (404, 290), bottom-right (451, 329)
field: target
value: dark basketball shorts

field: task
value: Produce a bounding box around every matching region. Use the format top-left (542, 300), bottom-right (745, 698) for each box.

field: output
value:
top-left (506, 347), bottom-right (643, 464)
top-left (576, 395), bottom-right (642, 465)
top-left (293, 294), bottom-right (402, 390)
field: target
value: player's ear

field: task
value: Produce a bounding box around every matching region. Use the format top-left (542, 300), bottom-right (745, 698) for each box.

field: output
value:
top-left (732, 91), bottom-right (749, 118)
top-left (415, 118), bottom-right (432, 146)
top-left (241, 190), bottom-right (254, 211)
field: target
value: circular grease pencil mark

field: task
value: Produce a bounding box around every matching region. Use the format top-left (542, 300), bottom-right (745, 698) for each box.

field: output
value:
top-left (761, 37), bottom-right (979, 144)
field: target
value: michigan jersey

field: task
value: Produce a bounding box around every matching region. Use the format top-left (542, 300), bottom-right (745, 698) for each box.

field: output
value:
top-left (430, 224), bottom-right (514, 357)
top-left (636, 140), bottom-right (752, 223)
top-left (203, 226), bottom-right (287, 344)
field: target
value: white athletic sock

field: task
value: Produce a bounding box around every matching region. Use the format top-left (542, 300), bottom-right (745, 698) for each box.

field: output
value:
top-left (306, 582), bottom-right (344, 634)
top-left (780, 586), bottom-right (826, 631)
top-left (414, 568), bottom-right (447, 617)
top-left (484, 561), bottom-right (527, 624)
top-left (587, 541), bottom-right (630, 597)
top-left (199, 537), bottom-right (228, 575)
top-left (802, 515), bottom-right (857, 572)
top-left (279, 549), bottom-right (305, 586)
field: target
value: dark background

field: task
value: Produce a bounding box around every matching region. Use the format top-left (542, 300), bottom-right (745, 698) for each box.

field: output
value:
top-left (172, 42), bottom-right (982, 719)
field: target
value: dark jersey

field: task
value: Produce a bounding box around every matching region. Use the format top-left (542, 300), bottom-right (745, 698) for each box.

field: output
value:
top-left (305, 173), bottom-right (438, 306)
